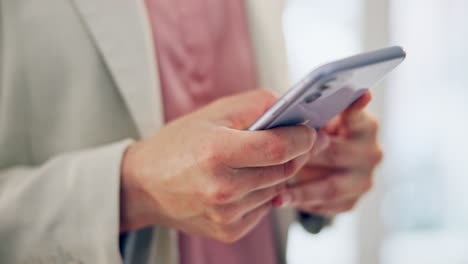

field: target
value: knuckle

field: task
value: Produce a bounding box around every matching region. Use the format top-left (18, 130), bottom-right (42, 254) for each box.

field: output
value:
top-left (200, 142), bottom-right (224, 172)
top-left (207, 187), bottom-right (234, 204)
top-left (209, 208), bottom-right (234, 225)
top-left (361, 176), bottom-right (374, 193)
top-left (373, 145), bottom-right (384, 164)
top-left (257, 89), bottom-right (277, 101)
top-left (215, 226), bottom-right (242, 243)
top-left (369, 115), bottom-right (379, 133)
top-left (366, 145), bottom-right (383, 168)
top-left (205, 176), bottom-right (238, 204)
top-left (364, 112), bottom-right (379, 130)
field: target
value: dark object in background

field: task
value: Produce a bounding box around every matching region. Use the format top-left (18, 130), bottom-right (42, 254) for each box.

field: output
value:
top-left (298, 212), bottom-right (333, 234)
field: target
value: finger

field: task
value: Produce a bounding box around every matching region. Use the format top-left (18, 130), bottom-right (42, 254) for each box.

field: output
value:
top-left (297, 198), bottom-right (358, 217)
top-left (321, 92), bottom-right (371, 136)
top-left (210, 89), bottom-right (279, 130)
top-left (218, 202), bottom-right (272, 243)
top-left (276, 172), bottom-right (373, 208)
top-left (205, 154), bottom-right (308, 205)
top-left (296, 166), bottom-right (336, 182)
top-left (341, 92), bottom-right (377, 139)
top-left (307, 137), bottom-right (375, 169)
top-left (310, 131), bottom-right (331, 156)
top-left (225, 125), bottom-right (316, 168)
top-left (322, 115), bottom-right (342, 135)
top-left (347, 111), bottom-right (379, 140)
top-left (228, 154), bottom-right (309, 200)
top-left (344, 91), bottom-right (372, 116)
top-left (271, 166), bottom-right (339, 208)
top-left (210, 184), bottom-right (284, 225)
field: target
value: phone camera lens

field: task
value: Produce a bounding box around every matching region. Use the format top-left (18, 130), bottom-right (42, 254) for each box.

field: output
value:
top-left (304, 92), bottom-right (322, 104)
top-left (319, 84), bottom-right (331, 91)
top-left (320, 77), bottom-right (337, 91)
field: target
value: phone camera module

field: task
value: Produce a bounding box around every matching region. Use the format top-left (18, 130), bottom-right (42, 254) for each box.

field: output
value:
top-left (320, 77), bottom-right (337, 92)
top-left (304, 92), bottom-right (322, 104)
top-left (319, 84), bottom-right (331, 91)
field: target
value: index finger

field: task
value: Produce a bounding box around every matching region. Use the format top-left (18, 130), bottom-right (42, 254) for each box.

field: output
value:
top-left (342, 92), bottom-right (373, 136)
top-left (322, 92), bottom-right (372, 137)
top-left (224, 125), bottom-right (317, 168)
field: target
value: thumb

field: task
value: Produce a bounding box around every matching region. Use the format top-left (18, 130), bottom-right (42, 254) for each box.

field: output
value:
top-left (213, 89), bottom-right (279, 129)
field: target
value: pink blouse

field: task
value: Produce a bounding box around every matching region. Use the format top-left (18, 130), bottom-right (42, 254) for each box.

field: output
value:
top-left (144, 0), bottom-right (280, 264)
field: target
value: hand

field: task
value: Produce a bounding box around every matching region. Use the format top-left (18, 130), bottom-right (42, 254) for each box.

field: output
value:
top-left (273, 92), bottom-right (383, 217)
top-left (119, 89), bottom-right (318, 242)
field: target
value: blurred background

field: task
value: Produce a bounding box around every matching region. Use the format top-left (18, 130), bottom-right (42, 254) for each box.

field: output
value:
top-left (282, 0), bottom-right (468, 264)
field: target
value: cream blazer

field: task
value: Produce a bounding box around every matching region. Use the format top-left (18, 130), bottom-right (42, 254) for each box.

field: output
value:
top-left (0, 0), bottom-right (296, 263)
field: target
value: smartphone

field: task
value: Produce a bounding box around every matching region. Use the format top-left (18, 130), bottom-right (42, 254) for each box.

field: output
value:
top-left (248, 46), bottom-right (406, 131)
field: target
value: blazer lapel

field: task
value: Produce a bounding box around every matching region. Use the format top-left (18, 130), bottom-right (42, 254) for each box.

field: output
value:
top-left (71, 0), bottom-right (164, 138)
top-left (245, 1), bottom-right (293, 262)
top-left (245, 0), bottom-right (290, 94)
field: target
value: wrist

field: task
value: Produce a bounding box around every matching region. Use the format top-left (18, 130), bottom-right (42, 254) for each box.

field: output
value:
top-left (119, 141), bottom-right (155, 232)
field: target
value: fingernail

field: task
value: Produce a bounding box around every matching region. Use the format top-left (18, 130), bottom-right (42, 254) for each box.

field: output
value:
top-left (312, 132), bottom-right (330, 155)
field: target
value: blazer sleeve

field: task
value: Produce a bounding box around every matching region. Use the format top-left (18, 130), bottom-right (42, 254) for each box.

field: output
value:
top-left (0, 140), bottom-right (132, 264)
